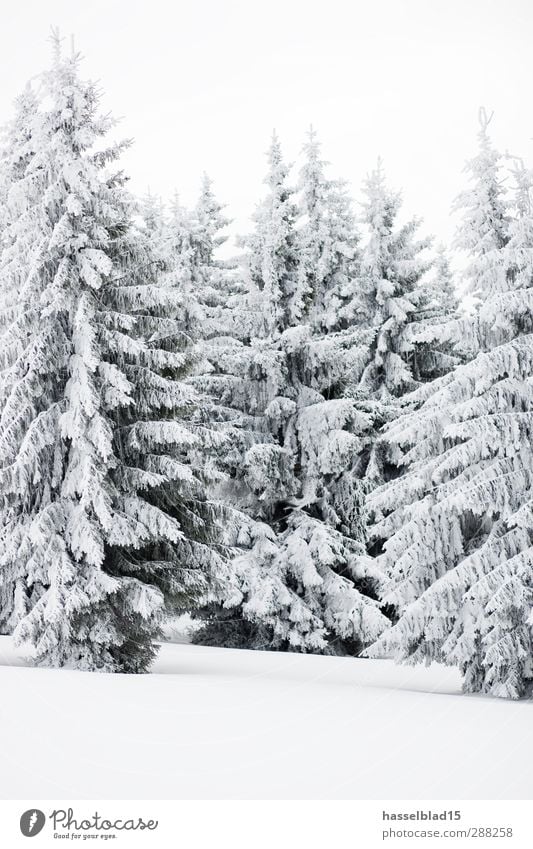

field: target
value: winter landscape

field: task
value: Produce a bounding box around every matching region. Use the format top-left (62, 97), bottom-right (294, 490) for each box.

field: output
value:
top-left (0, 0), bottom-right (532, 803)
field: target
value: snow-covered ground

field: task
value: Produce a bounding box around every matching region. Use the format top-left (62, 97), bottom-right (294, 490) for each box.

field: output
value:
top-left (0, 635), bottom-right (530, 800)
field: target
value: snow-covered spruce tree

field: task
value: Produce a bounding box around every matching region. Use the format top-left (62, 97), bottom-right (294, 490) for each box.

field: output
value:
top-left (399, 243), bottom-right (460, 387)
top-left (349, 160), bottom-right (438, 490)
top-left (0, 40), bottom-right (232, 671)
top-left (0, 83), bottom-right (40, 229)
top-left (192, 173), bottom-right (243, 331)
top-left (431, 243), bottom-right (459, 316)
top-left (366, 116), bottom-right (533, 698)
top-left (139, 189), bottom-right (166, 253)
top-left (139, 181), bottom-right (250, 643)
top-left (157, 192), bottom-right (205, 341)
top-left (357, 159), bottom-right (432, 404)
top-left (292, 126), bottom-right (360, 331)
top-left (195, 132), bottom-right (388, 653)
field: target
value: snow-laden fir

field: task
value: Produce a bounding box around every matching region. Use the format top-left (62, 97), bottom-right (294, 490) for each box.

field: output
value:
top-left (366, 111), bottom-right (533, 699)
top-left (0, 37), bottom-right (236, 672)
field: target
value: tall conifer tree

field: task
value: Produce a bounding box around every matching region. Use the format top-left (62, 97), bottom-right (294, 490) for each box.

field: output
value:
top-left (0, 37), bottom-right (233, 671)
top-left (367, 115), bottom-right (533, 698)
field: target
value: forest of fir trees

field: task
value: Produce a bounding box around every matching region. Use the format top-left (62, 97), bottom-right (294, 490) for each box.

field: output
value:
top-left (0, 40), bottom-right (532, 699)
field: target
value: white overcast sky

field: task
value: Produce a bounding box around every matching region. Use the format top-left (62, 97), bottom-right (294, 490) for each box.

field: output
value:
top-left (1, 0), bottom-right (531, 247)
